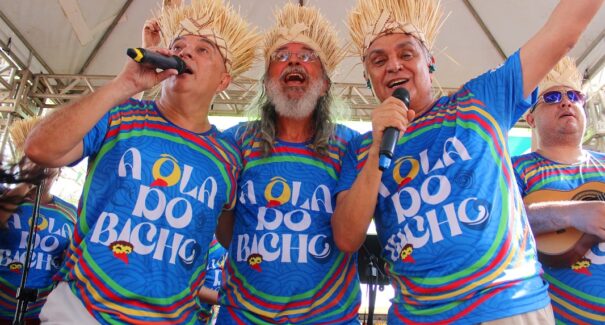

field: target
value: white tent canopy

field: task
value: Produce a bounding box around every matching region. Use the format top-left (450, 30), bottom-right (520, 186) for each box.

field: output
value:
top-left (1, 0), bottom-right (604, 89)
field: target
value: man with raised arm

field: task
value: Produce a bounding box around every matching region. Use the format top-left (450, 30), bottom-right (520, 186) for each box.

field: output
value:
top-left (332, 0), bottom-right (604, 323)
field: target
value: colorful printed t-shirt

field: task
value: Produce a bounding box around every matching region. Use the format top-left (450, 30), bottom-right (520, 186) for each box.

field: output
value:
top-left (217, 123), bottom-right (361, 324)
top-left (336, 51), bottom-right (549, 324)
top-left (0, 197), bottom-right (76, 320)
top-left (199, 236), bottom-right (227, 323)
top-left (57, 99), bottom-right (240, 324)
top-left (513, 150), bottom-right (605, 324)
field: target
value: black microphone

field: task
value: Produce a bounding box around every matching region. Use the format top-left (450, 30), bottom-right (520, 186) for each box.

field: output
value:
top-left (378, 88), bottom-right (410, 171)
top-left (126, 48), bottom-right (187, 74)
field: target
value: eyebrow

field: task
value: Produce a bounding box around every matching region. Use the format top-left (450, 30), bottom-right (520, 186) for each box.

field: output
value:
top-left (275, 44), bottom-right (315, 52)
top-left (172, 36), bottom-right (220, 52)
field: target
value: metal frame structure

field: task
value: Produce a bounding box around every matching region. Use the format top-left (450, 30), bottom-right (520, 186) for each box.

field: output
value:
top-left (0, 39), bottom-right (604, 157)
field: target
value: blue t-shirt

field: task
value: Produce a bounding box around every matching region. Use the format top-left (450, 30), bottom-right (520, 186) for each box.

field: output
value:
top-left (336, 51), bottom-right (549, 324)
top-left (0, 196), bottom-right (76, 320)
top-left (198, 237), bottom-right (227, 323)
top-left (513, 150), bottom-right (605, 324)
top-left (58, 99), bottom-right (241, 324)
top-left (217, 123), bottom-right (362, 324)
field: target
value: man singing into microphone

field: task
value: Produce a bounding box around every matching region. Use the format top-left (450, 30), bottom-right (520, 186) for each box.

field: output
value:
top-left (24, 0), bottom-right (259, 323)
top-left (215, 4), bottom-right (361, 324)
top-left (332, 0), bottom-right (603, 323)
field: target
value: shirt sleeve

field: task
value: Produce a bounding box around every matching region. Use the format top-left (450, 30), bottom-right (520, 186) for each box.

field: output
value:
top-left (463, 50), bottom-right (539, 131)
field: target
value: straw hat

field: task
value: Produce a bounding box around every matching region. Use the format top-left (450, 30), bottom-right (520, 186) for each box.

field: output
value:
top-left (348, 0), bottom-right (446, 60)
top-left (539, 56), bottom-right (583, 94)
top-left (156, 0), bottom-right (260, 77)
top-left (9, 117), bottom-right (40, 161)
top-left (263, 3), bottom-right (343, 76)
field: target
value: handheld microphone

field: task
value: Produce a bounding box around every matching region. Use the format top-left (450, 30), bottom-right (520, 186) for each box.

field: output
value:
top-left (378, 88), bottom-right (410, 171)
top-left (126, 48), bottom-right (187, 74)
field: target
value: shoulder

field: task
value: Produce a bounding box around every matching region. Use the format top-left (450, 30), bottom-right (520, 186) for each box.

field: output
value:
top-left (333, 124), bottom-right (361, 143)
top-left (49, 196), bottom-right (78, 222)
top-left (586, 150), bottom-right (605, 160)
top-left (113, 98), bottom-right (153, 112)
top-left (222, 121), bottom-right (256, 144)
top-left (512, 152), bottom-right (541, 170)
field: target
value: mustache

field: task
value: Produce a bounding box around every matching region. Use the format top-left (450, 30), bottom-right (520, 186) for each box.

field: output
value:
top-left (280, 66), bottom-right (308, 80)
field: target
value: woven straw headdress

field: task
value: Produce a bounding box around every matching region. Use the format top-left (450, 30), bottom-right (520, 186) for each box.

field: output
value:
top-left (539, 56), bottom-right (583, 94)
top-left (156, 0), bottom-right (260, 77)
top-left (348, 0), bottom-right (445, 60)
top-left (263, 3), bottom-right (343, 76)
top-left (9, 117), bottom-right (39, 161)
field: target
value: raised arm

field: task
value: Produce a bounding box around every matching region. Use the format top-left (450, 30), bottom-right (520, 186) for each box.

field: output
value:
top-left (25, 49), bottom-right (177, 168)
top-left (520, 0), bottom-right (604, 97)
top-left (142, 19), bottom-right (162, 48)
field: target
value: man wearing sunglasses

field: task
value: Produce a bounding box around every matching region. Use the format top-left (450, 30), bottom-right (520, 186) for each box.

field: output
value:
top-left (214, 4), bottom-right (361, 324)
top-left (513, 57), bottom-right (605, 324)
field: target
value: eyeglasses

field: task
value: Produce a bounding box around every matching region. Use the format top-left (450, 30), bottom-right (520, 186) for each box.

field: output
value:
top-left (270, 50), bottom-right (319, 63)
top-left (531, 90), bottom-right (585, 112)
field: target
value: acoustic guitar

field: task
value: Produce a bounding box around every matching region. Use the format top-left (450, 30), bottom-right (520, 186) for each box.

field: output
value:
top-left (523, 181), bottom-right (604, 268)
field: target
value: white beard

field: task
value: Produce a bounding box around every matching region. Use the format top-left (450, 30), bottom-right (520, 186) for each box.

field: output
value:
top-left (266, 77), bottom-right (323, 120)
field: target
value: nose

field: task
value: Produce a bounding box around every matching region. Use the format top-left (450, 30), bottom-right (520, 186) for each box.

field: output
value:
top-left (559, 93), bottom-right (574, 107)
top-left (286, 53), bottom-right (301, 65)
top-left (176, 45), bottom-right (192, 60)
top-left (386, 61), bottom-right (403, 73)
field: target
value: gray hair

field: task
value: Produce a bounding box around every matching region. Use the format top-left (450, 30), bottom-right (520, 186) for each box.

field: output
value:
top-left (244, 72), bottom-right (338, 157)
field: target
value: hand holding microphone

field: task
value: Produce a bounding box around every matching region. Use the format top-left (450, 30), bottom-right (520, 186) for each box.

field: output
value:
top-left (378, 88), bottom-right (410, 171)
top-left (126, 48), bottom-right (187, 74)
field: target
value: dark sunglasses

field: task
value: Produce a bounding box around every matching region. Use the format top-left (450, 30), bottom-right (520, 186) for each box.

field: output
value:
top-left (531, 90), bottom-right (585, 112)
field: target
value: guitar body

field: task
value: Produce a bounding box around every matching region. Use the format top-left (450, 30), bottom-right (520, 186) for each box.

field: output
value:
top-left (523, 181), bottom-right (604, 268)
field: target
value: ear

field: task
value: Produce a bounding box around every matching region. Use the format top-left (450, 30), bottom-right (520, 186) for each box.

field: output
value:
top-left (322, 78), bottom-right (330, 95)
top-left (363, 71), bottom-right (372, 89)
top-left (215, 72), bottom-right (232, 93)
top-left (526, 111), bottom-right (536, 128)
top-left (428, 56), bottom-right (436, 74)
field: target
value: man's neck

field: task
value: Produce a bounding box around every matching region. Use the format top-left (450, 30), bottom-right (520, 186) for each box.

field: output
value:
top-left (276, 115), bottom-right (314, 142)
top-left (412, 96), bottom-right (436, 119)
top-left (536, 143), bottom-right (584, 164)
top-left (157, 93), bottom-right (212, 133)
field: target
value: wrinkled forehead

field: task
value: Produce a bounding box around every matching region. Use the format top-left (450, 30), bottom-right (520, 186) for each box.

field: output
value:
top-left (170, 35), bottom-right (220, 52)
top-left (364, 33), bottom-right (425, 60)
top-left (273, 42), bottom-right (316, 53)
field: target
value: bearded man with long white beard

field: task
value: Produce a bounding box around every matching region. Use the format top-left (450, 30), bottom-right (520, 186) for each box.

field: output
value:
top-left (215, 3), bottom-right (361, 324)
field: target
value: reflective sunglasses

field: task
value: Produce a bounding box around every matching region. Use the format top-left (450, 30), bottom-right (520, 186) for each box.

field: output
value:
top-left (270, 50), bottom-right (319, 63)
top-left (531, 90), bottom-right (585, 112)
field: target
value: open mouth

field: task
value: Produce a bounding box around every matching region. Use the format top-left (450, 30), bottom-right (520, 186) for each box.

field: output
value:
top-left (284, 72), bottom-right (306, 83)
top-left (388, 79), bottom-right (409, 88)
top-left (182, 66), bottom-right (194, 74)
